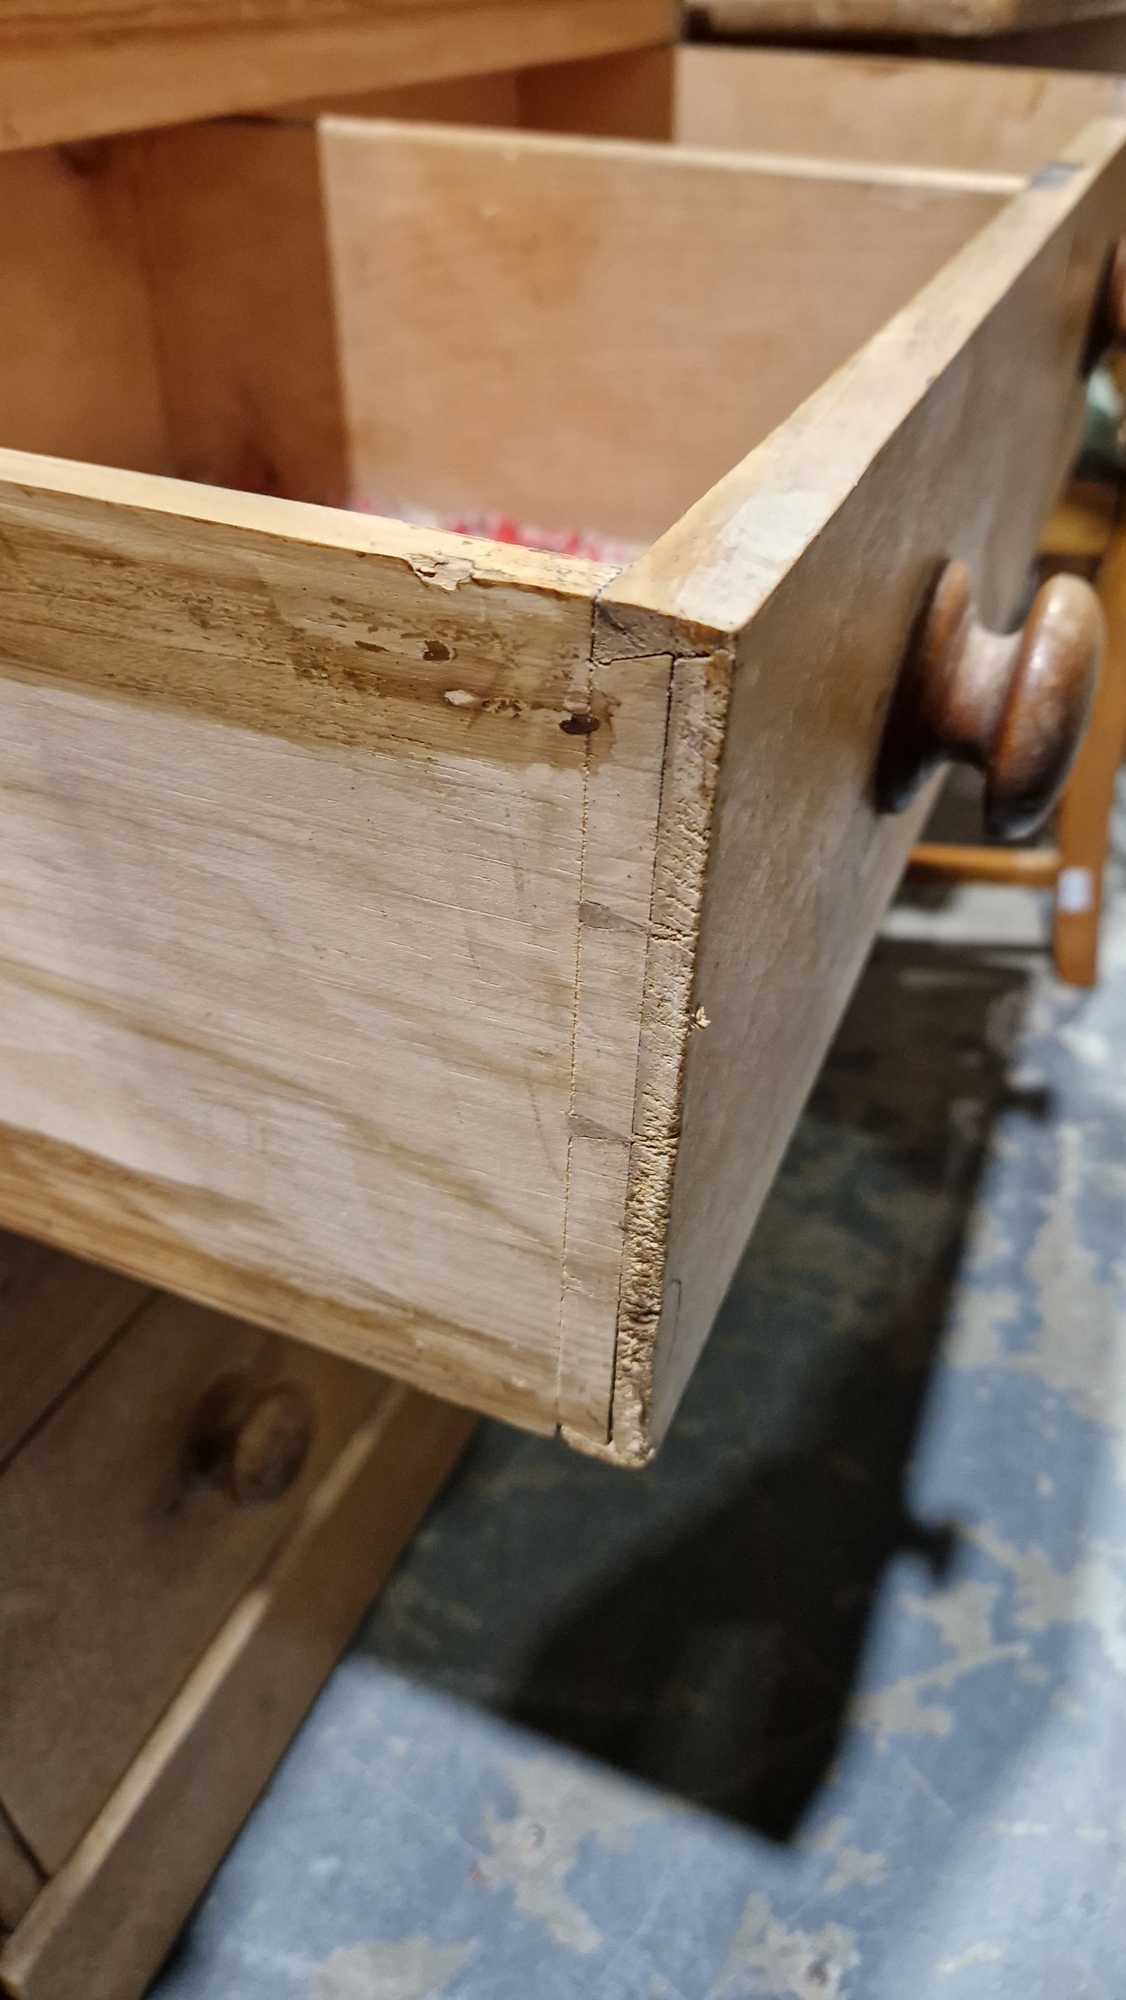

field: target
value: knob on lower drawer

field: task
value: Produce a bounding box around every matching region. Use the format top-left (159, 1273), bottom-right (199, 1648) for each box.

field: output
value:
top-left (184, 1373), bottom-right (314, 1507)
top-left (877, 560), bottom-right (1103, 840)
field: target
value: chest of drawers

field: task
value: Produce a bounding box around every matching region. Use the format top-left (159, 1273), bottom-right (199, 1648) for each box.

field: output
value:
top-left (0, 42), bottom-right (1120, 1463)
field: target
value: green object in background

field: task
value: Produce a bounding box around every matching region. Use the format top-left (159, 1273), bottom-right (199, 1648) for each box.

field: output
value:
top-left (1078, 363), bottom-right (1126, 480)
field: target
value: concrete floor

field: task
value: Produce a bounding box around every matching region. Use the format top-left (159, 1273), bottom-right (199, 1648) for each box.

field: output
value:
top-left (151, 785), bottom-right (1126, 2000)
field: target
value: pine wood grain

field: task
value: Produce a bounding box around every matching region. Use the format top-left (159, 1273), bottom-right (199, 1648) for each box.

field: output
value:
top-left (0, 0), bottom-right (676, 152)
top-left (0, 455), bottom-right (617, 1434)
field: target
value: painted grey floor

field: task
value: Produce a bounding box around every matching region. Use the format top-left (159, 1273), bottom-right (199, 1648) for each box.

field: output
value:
top-left (151, 785), bottom-right (1126, 2000)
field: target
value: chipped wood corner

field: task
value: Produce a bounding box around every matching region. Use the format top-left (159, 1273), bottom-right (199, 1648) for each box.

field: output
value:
top-left (561, 575), bottom-right (736, 1466)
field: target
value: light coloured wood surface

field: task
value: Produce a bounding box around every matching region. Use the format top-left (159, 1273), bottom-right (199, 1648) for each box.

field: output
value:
top-left (0, 1291), bottom-right (386, 1873)
top-left (0, 1380), bottom-right (475, 2000)
top-left (0, 145), bottom-right (167, 473)
top-left (672, 44), bottom-right (1126, 174)
top-left (1, 105), bottom-right (1124, 1459)
top-left (596, 115), bottom-right (1126, 1456)
top-left (694, 0), bottom-right (1126, 39)
top-left (127, 123), bottom-right (348, 505)
top-left (909, 840), bottom-right (1062, 886)
top-left (0, 0), bottom-right (676, 152)
top-left (0, 1229), bottom-right (146, 1469)
top-left (0, 454), bottom-right (616, 1436)
top-left (320, 117), bottom-right (1007, 547)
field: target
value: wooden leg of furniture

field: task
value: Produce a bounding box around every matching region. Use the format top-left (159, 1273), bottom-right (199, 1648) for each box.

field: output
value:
top-left (0, 1231), bottom-right (476, 2000)
top-left (1052, 520), bottom-right (1126, 987)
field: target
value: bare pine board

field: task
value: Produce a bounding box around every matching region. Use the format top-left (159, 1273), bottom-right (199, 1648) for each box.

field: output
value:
top-left (0, 459), bottom-right (623, 1434)
top-left (0, 0), bottom-right (676, 153)
top-left (597, 115), bottom-right (1126, 1455)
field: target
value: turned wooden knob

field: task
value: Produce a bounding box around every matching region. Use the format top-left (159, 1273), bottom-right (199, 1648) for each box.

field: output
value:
top-left (184, 1374), bottom-right (313, 1507)
top-left (877, 561), bottom-right (1102, 840)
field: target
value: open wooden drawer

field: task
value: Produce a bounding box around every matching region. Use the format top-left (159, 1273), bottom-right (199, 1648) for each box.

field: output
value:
top-left (1, 64), bottom-right (1123, 1463)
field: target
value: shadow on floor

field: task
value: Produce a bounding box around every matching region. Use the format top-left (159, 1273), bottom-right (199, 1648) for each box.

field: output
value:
top-left (359, 936), bottom-right (1051, 1845)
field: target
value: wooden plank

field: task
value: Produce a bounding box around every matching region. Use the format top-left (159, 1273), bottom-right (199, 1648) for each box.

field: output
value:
top-left (0, 1291), bottom-right (388, 1872)
top-left (672, 45), bottom-right (1125, 176)
top-left (595, 115), bottom-right (1126, 1458)
top-left (0, 144), bottom-right (168, 474)
top-left (0, 1382), bottom-right (476, 2000)
top-left (0, 1230), bottom-right (147, 1469)
top-left (0, 0), bottom-right (676, 153)
top-left (0, 455), bottom-right (615, 1432)
top-left (319, 117), bottom-right (1007, 548)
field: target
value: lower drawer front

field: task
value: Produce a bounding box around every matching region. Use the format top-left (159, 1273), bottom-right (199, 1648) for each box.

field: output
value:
top-left (0, 1273), bottom-right (385, 1873)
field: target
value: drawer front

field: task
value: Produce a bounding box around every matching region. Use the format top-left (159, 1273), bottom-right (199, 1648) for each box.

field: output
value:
top-left (0, 1289), bottom-right (385, 1870)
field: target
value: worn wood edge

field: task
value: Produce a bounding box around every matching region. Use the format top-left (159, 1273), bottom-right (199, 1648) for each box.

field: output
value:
top-left (0, 1381), bottom-right (476, 2000)
top-left (563, 615), bottom-right (735, 1465)
top-left (0, 0), bottom-right (677, 153)
top-left (0, 445), bottom-right (613, 606)
top-left (556, 648), bottom-right (673, 1444)
top-left (320, 109), bottom-right (1026, 195)
top-left (600, 115), bottom-right (1126, 648)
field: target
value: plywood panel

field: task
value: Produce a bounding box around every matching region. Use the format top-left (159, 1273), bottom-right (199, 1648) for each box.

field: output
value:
top-left (320, 118), bottom-right (1006, 548)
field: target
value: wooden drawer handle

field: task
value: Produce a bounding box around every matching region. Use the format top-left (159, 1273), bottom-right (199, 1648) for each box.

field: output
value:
top-left (877, 561), bottom-right (1102, 839)
top-left (184, 1374), bottom-right (313, 1507)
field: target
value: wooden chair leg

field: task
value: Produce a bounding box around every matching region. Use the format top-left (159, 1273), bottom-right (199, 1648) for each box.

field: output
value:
top-left (1052, 519), bottom-right (1126, 986)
